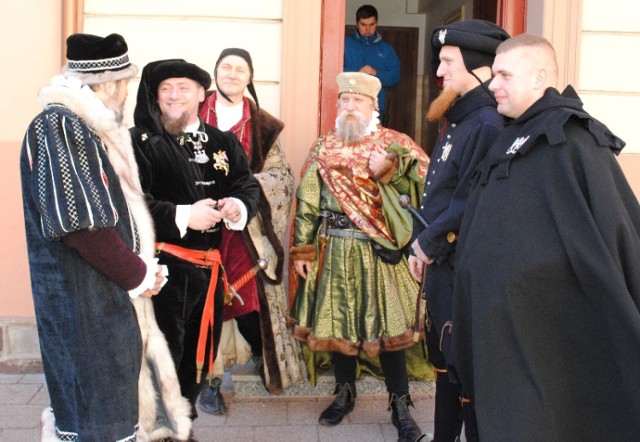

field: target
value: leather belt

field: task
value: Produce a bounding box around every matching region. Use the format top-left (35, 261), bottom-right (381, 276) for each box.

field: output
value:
top-left (326, 211), bottom-right (358, 229)
top-left (327, 228), bottom-right (369, 240)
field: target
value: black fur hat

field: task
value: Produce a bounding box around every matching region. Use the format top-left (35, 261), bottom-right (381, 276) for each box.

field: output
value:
top-left (430, 19), bottom-right (510, 76)
top-left (62, 33), bottom-right (138, 84)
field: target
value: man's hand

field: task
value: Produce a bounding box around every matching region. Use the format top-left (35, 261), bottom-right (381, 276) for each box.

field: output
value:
top-left (369, 146), bottom-right (389, 177)
top-left (217, 198), bottom-right (242, 224)
top-left (294, 260), bottom-right (313, 279)
top-left (407, 255), bottom-right (425, 282)
top-left (140, 264), bottom-right (167, 298)
top-left (411, 239), bottom-right (434, 266)
top-left (188, 198), bottom-right (223, 231)
top-left (359, 65), bottom-right (377, 76)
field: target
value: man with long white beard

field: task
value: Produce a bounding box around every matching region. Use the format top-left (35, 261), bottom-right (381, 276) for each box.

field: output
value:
top-left (290, 72), bottom-right (430, 442)
top-left (407, 20), bottom-right (509, 442)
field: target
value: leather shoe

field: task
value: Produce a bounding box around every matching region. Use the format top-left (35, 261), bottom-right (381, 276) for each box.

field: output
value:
top-left (389, 393), bottom-right (422, 442)
top-left (198, 377), bottom-right (227, 415)
top-left (318, 382), bottom-right (356, 426)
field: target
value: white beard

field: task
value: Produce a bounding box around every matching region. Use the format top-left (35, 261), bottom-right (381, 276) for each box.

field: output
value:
top-left (336, 110), bottom-right (369, 143)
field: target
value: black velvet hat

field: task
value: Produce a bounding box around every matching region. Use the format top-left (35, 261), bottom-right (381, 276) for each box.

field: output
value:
top-left (430, 19), bottom-right (510, 76)
top-left (147, 59), bottom-right (212, 93)
top-left (134, 59), bottom-right (211, 135)
top-left (62, 33), bottom-right (138, 85)
top-left (214, 48), bottom-right (259, 109)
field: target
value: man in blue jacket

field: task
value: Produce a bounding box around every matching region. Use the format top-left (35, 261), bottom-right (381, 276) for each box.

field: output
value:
top-left (344, 4), bottom-right (400, 126)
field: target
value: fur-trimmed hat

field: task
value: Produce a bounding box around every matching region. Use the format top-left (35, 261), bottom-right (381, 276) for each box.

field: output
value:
top-left (62, 33), bottom-right (138, 85)
top-left (214, 48), bottom-right (260, 109)
top-left (430, 19), bottom-right (510, 76)
top-left (336, 72), bottom-right (382, 110)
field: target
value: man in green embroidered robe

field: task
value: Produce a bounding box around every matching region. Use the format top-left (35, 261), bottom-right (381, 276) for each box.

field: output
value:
top-left (290, 72), bottom-right (430, 442)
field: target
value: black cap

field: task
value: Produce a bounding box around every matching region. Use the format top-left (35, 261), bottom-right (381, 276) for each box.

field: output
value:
top-left (134, 59), bottom-right (210, 135)
top-left (63, 33), bottom-right (138, 84)
top-left (430, 19), bottom-right (510, 76)
top-left (214, 47), bottom-right (259, 109)
top-left (147, 59), bottom-right (211, 92)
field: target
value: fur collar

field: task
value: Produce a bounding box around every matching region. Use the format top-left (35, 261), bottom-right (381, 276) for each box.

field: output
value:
top-left (246, 99), bottom-right (284, 173)
top-left (38, 75), bottom-right (119, 135)
top-left (39, 75), bottom-right (156, 258)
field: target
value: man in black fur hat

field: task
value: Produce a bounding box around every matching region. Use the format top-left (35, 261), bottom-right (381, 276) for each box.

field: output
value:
top-left (20, 33), bottom-right (177, 441)
top-left (408, 19), bottom-right (509, 442)
top-left (452, 33), bottom-right (640, 441)
top-left (130, 59), bottom-right (259, 433)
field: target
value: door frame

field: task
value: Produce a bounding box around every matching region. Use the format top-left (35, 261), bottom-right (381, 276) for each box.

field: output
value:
top-left (318, 0), bottom-right (527, 135)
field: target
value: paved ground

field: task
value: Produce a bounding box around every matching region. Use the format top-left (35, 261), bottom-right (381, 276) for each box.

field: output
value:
top-left (0, 372), bottom-right (437, 441)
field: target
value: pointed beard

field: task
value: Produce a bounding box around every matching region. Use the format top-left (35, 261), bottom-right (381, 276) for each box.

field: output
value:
top-left (336, 110), bottom-right (368, 143)
top-left (161, 112), bottom-right (190, 136)
top-left (426, 88), bottom-right (459, 123)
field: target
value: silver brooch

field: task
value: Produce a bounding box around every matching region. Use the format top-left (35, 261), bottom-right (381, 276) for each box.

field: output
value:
top-left (438, 29), bottom-right (447, 45)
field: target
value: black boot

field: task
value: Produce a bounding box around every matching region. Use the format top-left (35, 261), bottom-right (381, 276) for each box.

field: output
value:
top-left (198, 377), bottom-right (227, 415)
top-left (389, 393), bottom-right (423, 442)
top-left (318, 382), bottom-right (356, 426)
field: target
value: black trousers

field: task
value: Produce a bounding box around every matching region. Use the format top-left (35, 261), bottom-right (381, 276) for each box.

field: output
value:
top-left (332, 350), bottom-right (410, 397)
top-left (427, 318), bottom-right (478, 442)
top-left (235, 310), bottom-right (263, 357)
top-left (152, 262), bottom-right (225, 419)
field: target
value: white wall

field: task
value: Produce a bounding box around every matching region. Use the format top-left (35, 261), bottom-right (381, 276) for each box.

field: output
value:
top-left (83, 0), bottom-right (284, 128)
top-left (579, 0), bottom-right (640, 154)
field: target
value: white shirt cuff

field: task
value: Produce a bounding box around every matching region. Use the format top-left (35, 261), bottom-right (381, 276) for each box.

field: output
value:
top-left (176, 205), bottom-right (191, 238)
top-left (128, 257), bottom-right (169, 298)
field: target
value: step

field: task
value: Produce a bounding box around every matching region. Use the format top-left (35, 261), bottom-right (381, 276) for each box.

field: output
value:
top-left (221, 360), bottom-right (435, 399)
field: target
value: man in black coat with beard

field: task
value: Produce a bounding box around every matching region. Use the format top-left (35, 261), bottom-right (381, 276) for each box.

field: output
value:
top-left (452, 34), bottom-right (640, 441)
top-left (408, 20), bottom-right (509, 442)
top-left (130, 59), bottom-right (259, 435)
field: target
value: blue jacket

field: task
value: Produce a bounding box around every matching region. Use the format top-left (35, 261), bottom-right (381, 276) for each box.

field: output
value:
top-left (344, 30), bottom-right (401, 114)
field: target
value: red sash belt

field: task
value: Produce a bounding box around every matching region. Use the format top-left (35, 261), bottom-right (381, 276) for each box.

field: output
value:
top-left (155, 242), bottom-right (229, 384)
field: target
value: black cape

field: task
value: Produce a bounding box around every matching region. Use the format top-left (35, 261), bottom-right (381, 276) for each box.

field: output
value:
top-left (451, 86), bottom-right (640, 441)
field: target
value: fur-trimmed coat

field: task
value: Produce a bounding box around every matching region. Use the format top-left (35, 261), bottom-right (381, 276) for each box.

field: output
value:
top-left (24, 75), bottom-right (191, 441)
top-left (201, 93), bottom-right (306, 393)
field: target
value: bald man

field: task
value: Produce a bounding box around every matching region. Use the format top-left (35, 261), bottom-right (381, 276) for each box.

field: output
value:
top-left (450, 34), bottom-right (640, 441)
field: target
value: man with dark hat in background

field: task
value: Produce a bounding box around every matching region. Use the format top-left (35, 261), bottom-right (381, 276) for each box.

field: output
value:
top-left (408, 19), bottom-right (509, 441)
top-left (290, 71), bottom-right (430, 442)
top-left (19, 33), bottom-right (180, 441)
top-left (198, 48), bottom-right (305, 415)
top-left (130, 59), bottom-right (259, 432)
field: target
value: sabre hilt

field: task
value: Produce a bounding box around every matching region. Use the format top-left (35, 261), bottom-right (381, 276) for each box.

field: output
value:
top-left (398, 194), bottom-right (429, 229)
